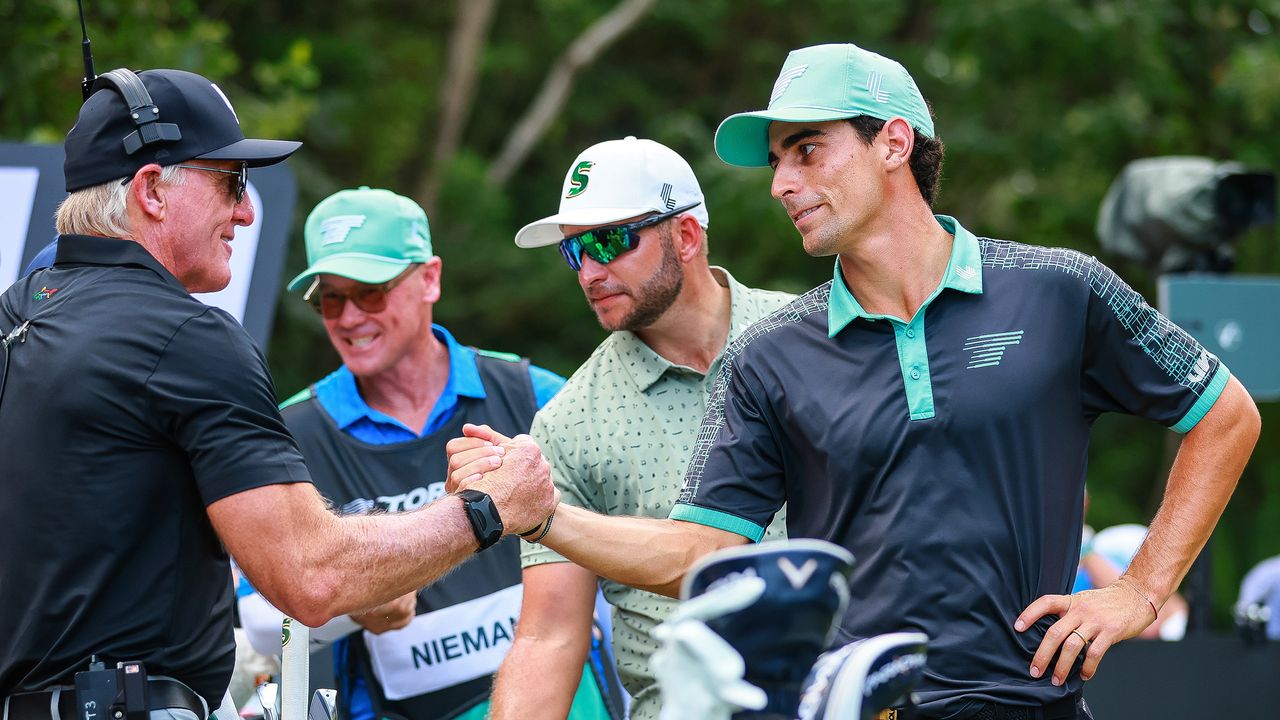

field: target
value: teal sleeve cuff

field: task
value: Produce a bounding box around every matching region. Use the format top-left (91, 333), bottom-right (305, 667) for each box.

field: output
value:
top-left (1171, 363), bottom-right (1231, 434)
top-left (669, 503), bottom-right (766, 542)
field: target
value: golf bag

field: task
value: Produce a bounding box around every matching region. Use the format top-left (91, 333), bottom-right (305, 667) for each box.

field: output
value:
top-left (654, 539), bottom-right (852, 719)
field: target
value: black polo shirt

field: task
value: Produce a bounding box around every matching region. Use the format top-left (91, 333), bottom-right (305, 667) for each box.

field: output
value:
top-left (670, 216), bottom-right (1229, 716)
top-left (0, 234), bottom-right (310, 707)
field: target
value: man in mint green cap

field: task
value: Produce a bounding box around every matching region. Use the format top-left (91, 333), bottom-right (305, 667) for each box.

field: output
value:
top-left (452, 43), bottom-right (1260, 719)
top-left (247, 187), bottom-right (618, 720)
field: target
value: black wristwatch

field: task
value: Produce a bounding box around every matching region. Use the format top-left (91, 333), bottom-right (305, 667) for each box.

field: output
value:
top-left (456, 489), bottom-right (504, 551)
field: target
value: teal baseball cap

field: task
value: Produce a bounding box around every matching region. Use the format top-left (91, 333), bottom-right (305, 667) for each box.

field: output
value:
top-left (714, 43), bottom-right (935, 168)
top-left (287, 186), bottom-right (433, 291)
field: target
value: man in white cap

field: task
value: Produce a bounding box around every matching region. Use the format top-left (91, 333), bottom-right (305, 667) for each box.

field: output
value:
top-left (482, 137), bottom-right (792, 720)
top-left (454, 44), bottom-right (1260, 719)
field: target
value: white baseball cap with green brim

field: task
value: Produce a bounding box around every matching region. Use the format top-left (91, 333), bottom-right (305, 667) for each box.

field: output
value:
top-left (714, 43), bottom-right (935, 168)
top-left (287, 186), bottom-right (434, 291)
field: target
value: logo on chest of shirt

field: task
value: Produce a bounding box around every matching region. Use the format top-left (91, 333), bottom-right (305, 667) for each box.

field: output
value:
top-left (963, 330), bottom-right (1024, 369)
top-left (339, 481), bottom-right (447, 514)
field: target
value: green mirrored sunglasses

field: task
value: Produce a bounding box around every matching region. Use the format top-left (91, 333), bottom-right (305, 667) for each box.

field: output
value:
top-left (558, 201), bottom-right (700, 271)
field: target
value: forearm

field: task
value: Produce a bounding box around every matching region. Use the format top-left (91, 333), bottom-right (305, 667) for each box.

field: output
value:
top-left (222, 436), bottom-right (557, 627)
top-left (218, 488), bottom-right (479, 627)
top-left (542, 504), bottom-right (745, 598)
top-left (1126, 377), bottom-right (1260, 603)
top-left (296, 496), bottom-right (478, 621)
top-left (490, 634), bottom-right (589, 720)
top-left (491, 561), bottom-right (598, 720)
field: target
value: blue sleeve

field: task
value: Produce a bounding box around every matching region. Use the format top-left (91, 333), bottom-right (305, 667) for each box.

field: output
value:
top-left (528, 364), bottom-right (567, 409)
top-left (23, 238), bottom-right (59, 277)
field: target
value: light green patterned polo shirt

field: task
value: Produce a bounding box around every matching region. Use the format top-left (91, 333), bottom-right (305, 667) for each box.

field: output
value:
top-left (522, 267), bottom-right (792, 719)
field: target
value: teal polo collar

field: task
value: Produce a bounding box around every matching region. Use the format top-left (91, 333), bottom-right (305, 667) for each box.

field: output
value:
top-left (828, 215), bottom-right (984, 337)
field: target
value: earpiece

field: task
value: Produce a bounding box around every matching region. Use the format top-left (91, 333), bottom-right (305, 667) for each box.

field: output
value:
top-left (87, 69), bottom-right (183, 155)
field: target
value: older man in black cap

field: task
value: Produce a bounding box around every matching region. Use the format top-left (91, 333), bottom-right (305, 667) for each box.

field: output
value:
top-left (0, 69), bottom-right (558, 720)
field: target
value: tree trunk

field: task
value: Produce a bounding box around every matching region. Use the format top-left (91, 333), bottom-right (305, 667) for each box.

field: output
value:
top-left (418, 0), bottom-right (499, 216)
top-left (485, 0), bottom-right (658, 187)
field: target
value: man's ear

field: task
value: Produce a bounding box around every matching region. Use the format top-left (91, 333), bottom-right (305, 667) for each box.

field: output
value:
top-left (881, 117), bottom-right (915, 172)
top-left (128, 163), bottom-right (168, 221)
top-left (674, 213), bottom-right (705, 263)
top-left (419, 257), bottom-right (443, 304)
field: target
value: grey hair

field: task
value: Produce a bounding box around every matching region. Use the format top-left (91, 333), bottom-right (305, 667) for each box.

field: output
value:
top-left (55, 165), bottom-right (187, 238)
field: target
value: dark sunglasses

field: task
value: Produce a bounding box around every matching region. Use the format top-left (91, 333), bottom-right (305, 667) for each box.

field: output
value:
top-left (558, 201), bottom-right (701, 271)
top-left (304, 265), bottom-right (421, 319)
top-left (120, 162), bottom-right (248, 204)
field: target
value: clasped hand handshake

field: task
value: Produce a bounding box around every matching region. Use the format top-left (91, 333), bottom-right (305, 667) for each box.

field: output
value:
top-left (445, 423), bottom-right (559, 539)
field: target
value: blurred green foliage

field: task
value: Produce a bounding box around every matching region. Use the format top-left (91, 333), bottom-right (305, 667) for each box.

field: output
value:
top-left (3, 0), bottom-right (1278, 627)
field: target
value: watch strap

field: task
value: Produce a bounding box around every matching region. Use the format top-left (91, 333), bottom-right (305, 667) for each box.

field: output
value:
top-left (456, 489), bottom-right (504, 551)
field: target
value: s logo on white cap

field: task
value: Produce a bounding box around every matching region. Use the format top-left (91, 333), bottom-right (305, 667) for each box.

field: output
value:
top-left (209, 83), bottom-right (240, 124)
top-left (566, 161), bottom-right (594, 199)
top-left (320, 215), bottom-right (366, 246)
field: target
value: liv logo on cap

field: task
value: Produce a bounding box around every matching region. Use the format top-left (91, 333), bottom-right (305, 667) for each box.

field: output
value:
top-left (319, 215), bottom-right (367, 246)
top-left (770, 65), bottom-right (809, 106)
top-left (287, 186), bottom-right (434, 291)
top-left (566, 161), bottom-right (594, 198)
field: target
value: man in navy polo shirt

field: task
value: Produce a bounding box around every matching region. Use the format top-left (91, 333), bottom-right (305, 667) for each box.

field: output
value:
top-left (458, 43), bottom-right (1261, 718)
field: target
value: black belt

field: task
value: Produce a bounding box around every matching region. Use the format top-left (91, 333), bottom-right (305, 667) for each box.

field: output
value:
top-left (4, 679), bottom-right (207, 720)
top-left (966, 693), bottom-right (1081, 720)
top-left (884, 693), bottom-right (1083, 720)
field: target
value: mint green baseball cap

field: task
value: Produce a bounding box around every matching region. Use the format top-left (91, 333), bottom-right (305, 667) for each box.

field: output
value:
top-left (287, 186), bottom-right (433, 291)
top-left (715, 43), bottom-right (935, 168)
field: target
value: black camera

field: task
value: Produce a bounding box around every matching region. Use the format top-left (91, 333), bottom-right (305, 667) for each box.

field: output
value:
top-left (74, 659), bottom-right (150, 720)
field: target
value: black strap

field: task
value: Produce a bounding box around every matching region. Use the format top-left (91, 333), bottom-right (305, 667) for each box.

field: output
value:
top-left (89, 69), bottom-right (182, 155)
top-left (5, 679), bottom-right (206, 720)
top-left (91, 70), bottom-right (155, 116)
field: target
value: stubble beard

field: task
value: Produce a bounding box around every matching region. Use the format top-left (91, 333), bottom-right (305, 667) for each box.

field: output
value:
top-left (595, 226), bottom-right (684, 332)
top-left (800, 209), bottom-right (853, 258)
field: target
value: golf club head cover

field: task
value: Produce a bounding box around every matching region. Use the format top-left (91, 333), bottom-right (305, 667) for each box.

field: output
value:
top-left (653, 575), bottom-right (770, 720)
top-left (680, 539), bottom-right (854, 715)
top-left (796, 632), bottom-right (929, 720)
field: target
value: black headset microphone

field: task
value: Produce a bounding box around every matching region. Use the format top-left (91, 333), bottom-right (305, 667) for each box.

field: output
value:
top-left (77, 0), bottom-right (182, 154)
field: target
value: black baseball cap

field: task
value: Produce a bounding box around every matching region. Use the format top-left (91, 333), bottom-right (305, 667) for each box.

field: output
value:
top-left (63, 69), bottom-right (302, 192)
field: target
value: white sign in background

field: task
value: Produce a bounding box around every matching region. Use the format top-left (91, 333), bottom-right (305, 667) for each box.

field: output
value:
top-left (364, 584), bottom-right (524, 700)
top-left (0, 166), bottom-right (41, 291)
top-left (0, 165), bottom-right (262, 326)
